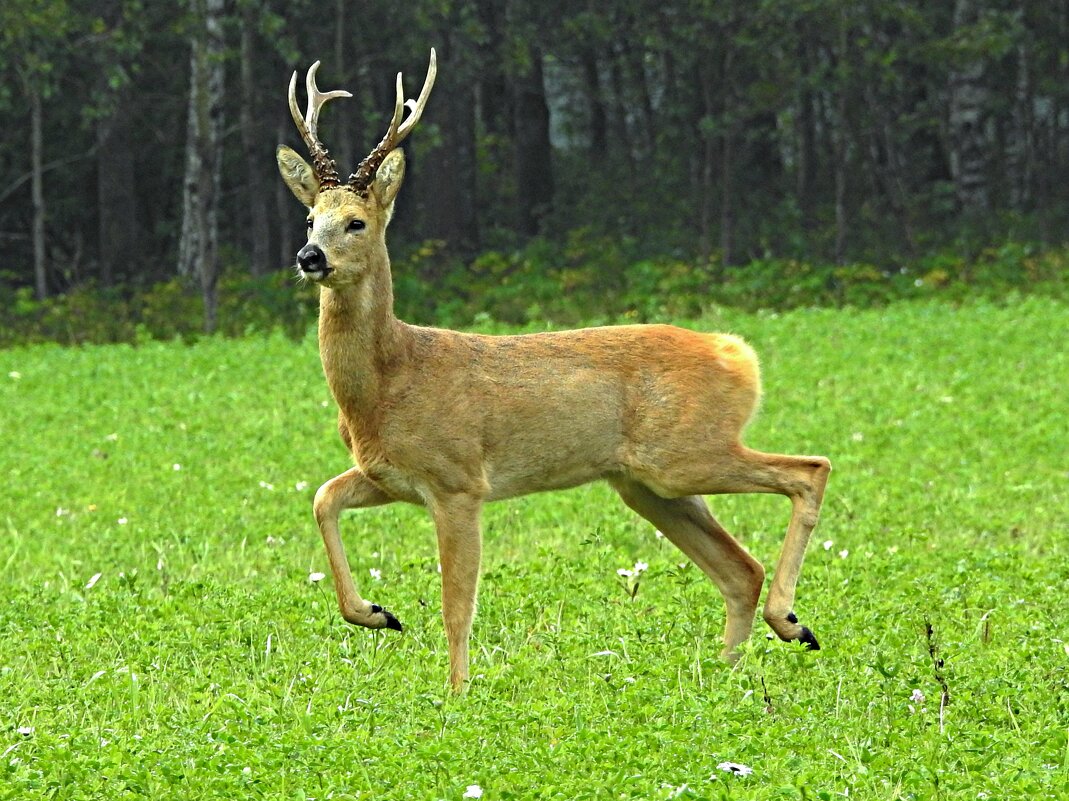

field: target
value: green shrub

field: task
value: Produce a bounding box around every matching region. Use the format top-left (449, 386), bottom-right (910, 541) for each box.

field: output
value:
top-left (2, 240), bottom-right (1066, 347)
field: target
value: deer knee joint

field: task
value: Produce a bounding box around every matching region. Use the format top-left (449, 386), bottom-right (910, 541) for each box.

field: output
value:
top-left (313, 480), bottom-right (336, 526)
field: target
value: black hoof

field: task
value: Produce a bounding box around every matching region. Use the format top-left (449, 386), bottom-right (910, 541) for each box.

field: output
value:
top-left (383, 609), bottom-right (403, 632)
top-left (797, 626), bottom-right (820, 651)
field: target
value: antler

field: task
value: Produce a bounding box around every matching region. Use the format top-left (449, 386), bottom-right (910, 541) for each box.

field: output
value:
top-left (348, 48), bottom-right (437, 195)
top-left (288, 61), bottom-right (352, 188)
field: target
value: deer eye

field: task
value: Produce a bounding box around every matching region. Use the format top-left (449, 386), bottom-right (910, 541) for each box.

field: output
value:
top-left (347, 219), bottom-right (366, 232)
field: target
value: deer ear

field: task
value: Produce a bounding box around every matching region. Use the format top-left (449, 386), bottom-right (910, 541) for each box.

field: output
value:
top-left (277, 145), bottom-right (319, 207)
top-left (372, 149), bottom-right (406, 212)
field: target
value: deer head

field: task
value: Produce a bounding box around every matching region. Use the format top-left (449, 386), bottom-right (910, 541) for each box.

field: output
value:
top-left (277, 50), bottom-right (437, 286)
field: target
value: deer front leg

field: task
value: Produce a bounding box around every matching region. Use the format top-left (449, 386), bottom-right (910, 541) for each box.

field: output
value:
top-left (430, 493), bottom-right (483, 692)
top-left (313, 467), bottom-right (400, 630)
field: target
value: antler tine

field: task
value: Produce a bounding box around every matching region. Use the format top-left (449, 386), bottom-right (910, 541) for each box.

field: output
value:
top-left (396, 48), bottom-right (437, 140)
top-left (287, 61), bottom-right (351, 188)
top-left (304, 60), bottom-right (353, 139)
top-left (348, 48), bottom-right (438, 195)
top-left (287, 70), bottom-right (315, 152)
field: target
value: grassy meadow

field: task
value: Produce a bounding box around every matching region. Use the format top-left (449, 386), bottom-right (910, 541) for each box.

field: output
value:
top-left (1, 297), bottom-right (1066, 800)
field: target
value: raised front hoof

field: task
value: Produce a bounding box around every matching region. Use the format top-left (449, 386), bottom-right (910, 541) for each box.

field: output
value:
top-left (785, 611), bottom-right (820, 650)
top-left (795, 626), bottom-right (820, 650)
top-left (380, 607), bottom-right (403, 632)
top-left (343, 603), bottom-right (403, 632)
top-left (767, 611), bottom-right (820, 651)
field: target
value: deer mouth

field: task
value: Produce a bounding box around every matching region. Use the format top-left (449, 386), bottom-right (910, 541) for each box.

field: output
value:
top-left (298, 264), bottom-right (333, 282)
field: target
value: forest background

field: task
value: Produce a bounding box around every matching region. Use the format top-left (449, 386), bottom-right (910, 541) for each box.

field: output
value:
top-left (2, 0), bottom-right (1068, 343)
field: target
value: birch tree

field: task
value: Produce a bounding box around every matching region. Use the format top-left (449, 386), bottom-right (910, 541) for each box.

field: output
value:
top-left (178, 0), bottom-right (226, 332)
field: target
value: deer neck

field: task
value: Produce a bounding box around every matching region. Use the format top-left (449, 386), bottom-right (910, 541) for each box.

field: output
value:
top-left (316, 250), bottom-right (405, 417)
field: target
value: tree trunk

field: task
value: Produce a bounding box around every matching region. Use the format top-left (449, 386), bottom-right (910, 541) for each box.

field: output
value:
top-left (580, 49), bottom-right (607, 160)
top-left (720, 125), bottom-right (736, 267)
top-left (698, 56), bottom-right (716, 263)
top-left (796, 35), bottom-right (817, 234)
top-left (240, 5), bottom-right (271, 276)
top-left (1010, 35), bottom-right (1034, 209)
top-left (608, 44), bottom-right (635, 177)
top-left (96, 94), bottom-right (139, 287)
top-left (178, 42), bottom-right (200, 280)
top-left (624, 22), bottom-right (656, 161)
top-left (833, 93), bottom-right (848, 266)
top-left (30, 82), bottom-right (47, 300)
top-left (512, 49), bottom-right (554, 236)
top-left (948, 0), bottom-right (990, 213)
top-left (720, 39), bottom-right (737, 267)
top-left (830, 21), bottom-right (850, 266)
top-left (177, 0), bottom-right (226, 332)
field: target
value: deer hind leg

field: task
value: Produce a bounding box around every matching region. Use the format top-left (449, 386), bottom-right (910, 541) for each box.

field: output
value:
top-left (313, 467), bottom-right (401, 630)
top-left (698, 447), bottom-right (832, 649)
top-left (429, 493), bottom-right (483, 692)
top-left (610, 477), bottom-right (765, 662)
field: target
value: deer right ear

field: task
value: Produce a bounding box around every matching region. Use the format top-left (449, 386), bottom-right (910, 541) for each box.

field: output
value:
top-left (372, 149), bottom-right (406, 212)
top-left (277, 145), bottom-right (320, 207)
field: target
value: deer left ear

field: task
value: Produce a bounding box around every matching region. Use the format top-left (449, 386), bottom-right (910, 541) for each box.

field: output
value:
top-left (372, 149), bottom-right (406, 212)
top-left (277, 145), bottom-right (320, 207)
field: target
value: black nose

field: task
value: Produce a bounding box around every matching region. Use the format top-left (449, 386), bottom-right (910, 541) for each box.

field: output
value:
top-left (296, 243), bottom-right (325, 272)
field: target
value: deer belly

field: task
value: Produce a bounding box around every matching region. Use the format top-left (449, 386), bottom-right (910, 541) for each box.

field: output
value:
top-left (482, 427), bottom-right (622, 500)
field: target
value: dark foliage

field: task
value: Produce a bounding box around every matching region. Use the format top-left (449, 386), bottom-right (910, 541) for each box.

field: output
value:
top-left (2, 0), bottom-right (1069, 333)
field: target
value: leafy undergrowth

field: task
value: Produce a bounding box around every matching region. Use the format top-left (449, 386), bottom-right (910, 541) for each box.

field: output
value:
top-left (1, 297), bottom-right (1066, 800)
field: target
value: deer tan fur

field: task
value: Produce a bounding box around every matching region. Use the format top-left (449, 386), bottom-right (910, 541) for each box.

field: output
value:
top-left (277, 54), bottom-right (831, 691)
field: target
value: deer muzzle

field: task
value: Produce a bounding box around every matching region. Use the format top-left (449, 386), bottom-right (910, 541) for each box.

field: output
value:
top-left (296, 243), bottom-right (331, 280)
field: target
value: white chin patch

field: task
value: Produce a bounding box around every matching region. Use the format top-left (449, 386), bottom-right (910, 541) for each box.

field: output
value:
top-left (299, 267), bottom-right (332, 282)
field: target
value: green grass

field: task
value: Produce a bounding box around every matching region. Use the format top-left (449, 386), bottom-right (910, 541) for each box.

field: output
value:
top-left (2, 297), bottom-right (1067, 800)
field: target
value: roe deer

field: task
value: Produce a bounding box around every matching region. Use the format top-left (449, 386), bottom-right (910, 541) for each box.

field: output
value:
top-left (276, 50), bottom-right (831, 691)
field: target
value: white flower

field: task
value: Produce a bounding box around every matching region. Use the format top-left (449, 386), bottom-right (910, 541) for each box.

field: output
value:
top-left (104, 433), bottom-right (119, 441)
top-left (308, 572), bottom-right (326, 583)
top-left (294, 481), bottom-right (309, 491)
top-left (8, 371), bottom-right (22, 380)
top-left (369, 568), bottom-right (382, 581)
top-left (654, 529), bottom-right (665, 539)
top-left (463, 785), bottom-right (483, 799)
top-left (823, 540), bottom-right (833, 550)
top-left (117, 517), bottom-right (128, 525)
top-left (85, 573), bottom-right (102, 590)
top-left (617, 568), bottom-right (634, 578)
top-left (633, 561), bottom-right (648, 574)
top-left (172, 463), bottom-right (182, 471)
top-left (716, 761), bottom-right (753, 776)
top-left (838, 549), bottom-right (849, 559)
top-left (56, 507), bottom-right (70, 517)
top-left (910, 688), bottom-right (925, 703)
top-left (17, 726), bottom-right (34, 736)
top-left (259, 481), bottom-right (274, 490)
